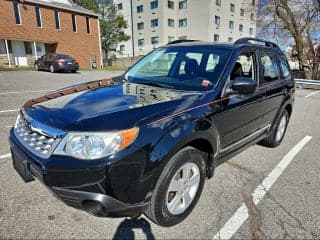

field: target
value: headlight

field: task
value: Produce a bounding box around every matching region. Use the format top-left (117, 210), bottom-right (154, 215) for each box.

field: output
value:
top-left (54, 128), bottom-right (139, 160)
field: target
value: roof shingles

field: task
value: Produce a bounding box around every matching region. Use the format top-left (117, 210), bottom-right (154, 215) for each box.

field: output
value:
top-left (23, 0), bottom-right (99, 17)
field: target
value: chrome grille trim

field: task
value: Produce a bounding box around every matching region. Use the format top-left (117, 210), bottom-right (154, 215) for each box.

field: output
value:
top-left (14, 113), bottom-right (64, 158)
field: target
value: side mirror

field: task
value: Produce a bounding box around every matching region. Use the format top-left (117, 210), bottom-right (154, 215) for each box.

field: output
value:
top-left (231, 77), bottom-right (257, 95)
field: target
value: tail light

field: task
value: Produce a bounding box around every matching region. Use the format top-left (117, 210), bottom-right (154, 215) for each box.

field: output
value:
top-left (74, 60), bottom-right (79, 64)
top-left (55, 59), bottom-right (65, 64)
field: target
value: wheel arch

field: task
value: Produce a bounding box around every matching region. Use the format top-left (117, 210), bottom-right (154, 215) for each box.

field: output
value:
top-left (285, 103), bottom-right (293, 117)
top-left (182, 138), bottom-right (216, 178)
top-left (149, 119), bottom-right (220, 180)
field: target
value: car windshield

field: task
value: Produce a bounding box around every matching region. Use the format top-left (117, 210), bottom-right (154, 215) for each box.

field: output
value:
top-left (125, 46), bottom-right (231, 91)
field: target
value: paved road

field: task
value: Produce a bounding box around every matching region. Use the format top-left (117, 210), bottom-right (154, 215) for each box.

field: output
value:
top-left (0, 71), bottom-right (319, 239)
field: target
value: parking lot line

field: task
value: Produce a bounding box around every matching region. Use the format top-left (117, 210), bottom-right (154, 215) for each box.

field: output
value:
top-left (0, 153), bottom-right (11, 160)
top-left (305, 90), bottom-right (320, 98)
top-left (0, 90), bottom-right (52, 95)
top-left (0, 109), bottom-right (19, 114)
top-left (212, 136), bottom-right (312, 240)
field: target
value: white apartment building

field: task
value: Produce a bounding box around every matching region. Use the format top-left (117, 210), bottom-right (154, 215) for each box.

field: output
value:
top-left (113, 0), bottom-right (258, 57)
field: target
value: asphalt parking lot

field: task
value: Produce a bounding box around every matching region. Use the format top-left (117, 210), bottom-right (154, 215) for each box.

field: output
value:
top-left (0, 71), bottom-right (319, 239)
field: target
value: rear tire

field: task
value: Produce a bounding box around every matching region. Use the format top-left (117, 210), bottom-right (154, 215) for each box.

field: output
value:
top-left (144, 146), bottom-right (206, 227)
top-left (260, 109), bottom-right (289, 148)
top-left (50, 65), bottom-right (55, 73)
top-left (71, 70), bottom-right (77, 73)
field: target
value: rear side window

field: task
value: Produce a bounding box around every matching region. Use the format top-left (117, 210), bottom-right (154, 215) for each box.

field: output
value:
top-left (279, 55), bottom-right (290, 79)
top-left (259, 51), bottom-right (279, 83)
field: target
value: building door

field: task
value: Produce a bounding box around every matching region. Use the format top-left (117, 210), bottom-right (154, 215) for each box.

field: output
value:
top-left (12, 41), bottom-right (28, 66)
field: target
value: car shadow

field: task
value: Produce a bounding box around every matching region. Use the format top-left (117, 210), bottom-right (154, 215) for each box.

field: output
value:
top-left (112, 217), bottom-right (156, 240)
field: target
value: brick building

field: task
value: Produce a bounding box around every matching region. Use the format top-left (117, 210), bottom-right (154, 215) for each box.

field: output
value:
top-left (0, 0), bottom-right (102, 69)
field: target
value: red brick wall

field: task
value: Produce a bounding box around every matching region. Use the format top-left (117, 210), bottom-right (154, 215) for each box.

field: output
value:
top-left (0, 0), bottom-right (101, 68)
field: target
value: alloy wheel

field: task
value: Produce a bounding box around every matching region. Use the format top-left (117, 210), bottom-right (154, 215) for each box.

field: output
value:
top-left (276, 114), bottom-right (287, 142)
top-left (166, 162), bottom-right (200, 215)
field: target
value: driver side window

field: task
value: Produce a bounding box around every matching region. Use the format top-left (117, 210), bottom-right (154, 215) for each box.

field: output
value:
top-left (224, 51), bottom-right (256, 94)
top-left (231, 52), bottom-right (256, 81)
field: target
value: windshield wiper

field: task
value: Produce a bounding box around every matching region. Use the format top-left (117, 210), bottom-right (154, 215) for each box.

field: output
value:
top-left (134, 81), bottom-right (174, 89)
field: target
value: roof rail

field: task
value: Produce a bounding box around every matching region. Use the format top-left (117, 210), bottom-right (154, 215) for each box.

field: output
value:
top-left (167, 39), bottom-right (199, 45)
top-left (234, 38), bottom-right (281, 50)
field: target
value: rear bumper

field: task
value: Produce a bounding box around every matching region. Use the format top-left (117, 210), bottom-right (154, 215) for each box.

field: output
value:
top-left (52, 187), bottom-right (149, 218)
top-left (56, 64), bottom-right (79, 71)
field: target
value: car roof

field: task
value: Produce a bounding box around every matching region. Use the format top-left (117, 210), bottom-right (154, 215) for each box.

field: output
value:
top-left (166, 41), bottom-right (234, 49)
top-left (166, 38), bottom-right (282, 53)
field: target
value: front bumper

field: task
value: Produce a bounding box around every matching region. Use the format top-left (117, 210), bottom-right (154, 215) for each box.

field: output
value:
top-left (52, 187), bottom-right (149, 218)
top-left (9, 130), bottom-right (149, 218)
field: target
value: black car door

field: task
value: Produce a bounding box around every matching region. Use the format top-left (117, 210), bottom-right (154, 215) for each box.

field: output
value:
top-left (37, 56), bottom-right (44, 70)
top-left (41, 54), bottom-right (48, 70)
top-left (44, 54), bottom-right (52, 70)
top-left (214, 48), bottom-right (266, 151)
top-left (258, 50), bottom-right (285, 126)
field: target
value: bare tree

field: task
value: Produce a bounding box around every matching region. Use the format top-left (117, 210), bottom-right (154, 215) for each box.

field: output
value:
top-left (257, 0), bottom-right (320, 79)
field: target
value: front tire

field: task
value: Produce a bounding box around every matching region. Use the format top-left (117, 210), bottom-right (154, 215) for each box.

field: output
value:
top-left (260, 109), bottom-right (289, 148)
top-left (145, 146), bottom-right (206, 227)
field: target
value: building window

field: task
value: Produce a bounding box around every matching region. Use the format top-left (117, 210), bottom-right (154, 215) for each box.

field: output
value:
top-left (249, 27), bottom-right (254, 35)
top-left (13, 2), bottom-right (21, 25)
top-left (252, 0), bottom-right (256, 6)
top-left (214, 34), bottom-right (219, 42)
top-left (138, 39), bottom-right (144, 47)
top-left (137, 22), bottom-right (144, 30)
top-left (150, 0), bottom-right (158, 10)
top-left (119, 44), bottom-right (125, 52)
top-left (230, 3), bottom-right (235, 13)
top-left (151, 36), bottom-right (159, 45)
top-left (168, 18), bottom-right (174, 27)
top-left (250, 13), bottom-right (255, 21)
top-left (168, 36), bottom-right (174, 43)
top-left (179, 0), bottom-right (187, 9)
top-left (137, 5), bottom-right (143, 13)
top-left (117, 3), bottom-right (123, 10)
top-left (179, 36), bottom-right (187, 40)
top-left (240, 8), bottom-right (244, 17)
top-left (86, 16), bottom-right (90, 34)
top-left (24, 42), bottom-right (32, 55)
top-left (72, 14), bottom-right (77, 32)
top-left (215, 15), bottom-right (220, 25)
top-left (239, 24), bottom-right (243, 32)
top-left (54, 10), bottom-right (60, 30)
top-left (179, 18), bottom-right (187, 28)
top-left (168, 0), bottom-right (174, 9)
top-left (36, 46), bottom-right (42, 53)
top-left (216, 0), bottom-right (221, 6)
top-left (0, 40), bottom-right (7, 54)
top-left (35, 7), bottom-right (42, 27)
top-left (228, 37), bottom-right (233, 42)
top-left (229, 21), bottom-right (234, 29)
top-left (151, 19), bottom-right (158, 28)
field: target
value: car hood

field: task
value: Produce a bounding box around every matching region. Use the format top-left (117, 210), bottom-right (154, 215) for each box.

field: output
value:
top-left (23, 79), bottom-right (205, 131)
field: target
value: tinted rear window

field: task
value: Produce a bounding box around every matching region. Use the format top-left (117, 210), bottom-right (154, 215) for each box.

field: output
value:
top-left (54, 55), bottom-right (74, 61)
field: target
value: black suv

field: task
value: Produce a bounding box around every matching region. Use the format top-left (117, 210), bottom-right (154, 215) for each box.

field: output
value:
top-left (9, 38), bottom-right (294, 227)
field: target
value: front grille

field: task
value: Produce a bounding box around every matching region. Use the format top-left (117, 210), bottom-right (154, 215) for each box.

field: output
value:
top-left (14, 114), bottom-right (61, 158)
